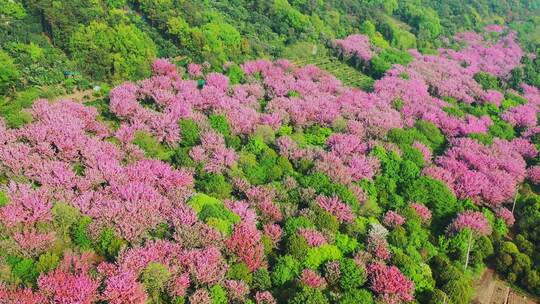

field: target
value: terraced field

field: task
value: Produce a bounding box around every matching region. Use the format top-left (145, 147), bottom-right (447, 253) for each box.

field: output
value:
top-left (291, 55), bottom-right (375, 91)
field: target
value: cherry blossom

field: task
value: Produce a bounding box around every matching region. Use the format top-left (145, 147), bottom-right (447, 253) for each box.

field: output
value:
top-left (315, 195), bottom-right (354, 223)
top-left (367, 262), bottom-right (415, 304)
top-left (300, 269), bottom-right (327, 289)
top-left (448, 211), bottom-right (492, 236)
top-left (226, 223), bottom-right (266, 272)
top-left (299, 228), bottom-right (328, 247)
top-left (334, 34), bottom-right (376, 62)
top-left (410, 203), bottom-right (432, 222)
top-left (383, 211), bottom-right (406, 228)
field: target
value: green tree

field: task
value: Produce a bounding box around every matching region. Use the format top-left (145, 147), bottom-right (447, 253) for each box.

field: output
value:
top-left (0, 0), bottom-right (26, 20)
top-left (429, 289), bottom-right (451, 304)
top-left (210, 285), bottom-right (228, 304)
top-left (289, 287), bottom-right (329, 304)
top-left (142, 262), bottom-right (171, 303)
top-left (132, 131), bottom-right (173, 161)
top-left (339, 258), bottom-right (367, 291)
top-left (51, 202), bottom-right (82, 241)
top-left (442, 277), bottom-right (473, 304)
top-left (201, 22), bottom-right (242, 65)
top-left (0, 50), bottom-right (20, 95)
top-left (69, 21), bottom-right (156, 81)
top-left (271, 255), bottom-right (301, 286)
top-left (252, 268), bottom-right (272, 290)
top-left (179, 118), bottom-right (200, 147)
top-left (35, 252), bottom-right (60, 274)
top-left (339, 288), bottom-right (374, 304)
top-left (404, 176), bottom-right (458, 225)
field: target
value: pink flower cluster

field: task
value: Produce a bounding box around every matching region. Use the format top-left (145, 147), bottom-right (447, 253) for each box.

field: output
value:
top-left (187, 63), bottom-right (203, 77)
top-left (367, 262), bottom-right (415, 304)
top-left (299, 228), bottom-right (328, 247)
top-left (300, 269), bottom-right (327, 289)
top-left (372, 31), bottom-right (526, 139)
top-left (425, 138), bottom-right (527, 207)
top-left (263, 223), bottom-right (283, 244)
top-left (448, 211), bottom-right (492, 236)
top-left (496, 208), bottom-right (515, 227)
top-left (412, 141), bottom-right (432, 164)
top-left (527, 166), bottom-right (540, 184)
top-left (403, 53), bottom-right (485, 104)
top-left (105, 240), bottom-right (229, 299)
top-left (383, 211), bottom-right (406, 228)
top-left (225, 280), bottom-right (250, 302)
top-left (374, 60), bottom-right (492, 137)
top-left (244, 185), bottom-right (283, 223)
top-left (485, 24), bottom-right (505, 33)
top-left (368, 234), bottom-right (392, 261)
top-left (255, 291), bottom-right (277, 304)
top-left (367, 223), bottom-right (391, 261)
top-left (315, 195), bottom-right (354, 223)
top-left (189, 131), bottom-right (237, 173)
top-left (410, 203), bottom-right (432, 222)
top-left (482, 90), bottom-right (504, 106)
top-left (334, 34), bottom-right (376, 62)
top-left (189, 289), bottom-right (211, 304)
top-left (315, 149), bottom-right (381, 185)
top-left (37, 252), bottom-right (101, 304)
top-left (0, 100), bottom-right (194, 249)
top-left (502, 104), bottom-right (538, 128)
top-left (446, 30), bottom-right (523, 77)
top-left (226, 222), bottom-right (266, 272)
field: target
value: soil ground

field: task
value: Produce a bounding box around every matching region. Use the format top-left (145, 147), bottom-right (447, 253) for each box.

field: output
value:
top-left (474, 269), bottom-right (538, 304)
top-left (51, 89), bottom-right (97, 103)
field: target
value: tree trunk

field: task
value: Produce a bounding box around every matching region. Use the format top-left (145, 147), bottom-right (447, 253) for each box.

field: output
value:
top-left (511, 185), bottom-right (520, 214)
top-left (464, 230), bottom-right (473, 270)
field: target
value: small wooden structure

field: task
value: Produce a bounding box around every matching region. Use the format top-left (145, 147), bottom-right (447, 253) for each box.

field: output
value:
top-left (63, 71), bottom-right (80, 78)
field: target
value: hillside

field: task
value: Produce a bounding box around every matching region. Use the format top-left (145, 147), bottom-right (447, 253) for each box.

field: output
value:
top-left (1, 1), bottom-right (540, 304)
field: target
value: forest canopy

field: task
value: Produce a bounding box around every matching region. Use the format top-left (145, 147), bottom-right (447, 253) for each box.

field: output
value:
top-left (1, 0), bottom-right (540, 303)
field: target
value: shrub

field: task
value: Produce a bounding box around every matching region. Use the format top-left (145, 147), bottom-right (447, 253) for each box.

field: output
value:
top-left (71, 216), bottom-right (93, 249)
top-left (339, 259), bottom-right (367, 291)
top-left (252, 268), bottom-right (272, 290)
top-left (210, 285), bottom-right (228, 304)
top-left (35, 252), bottom-right (60, 274)
top-left (227, 262), bottom-right (253, 284)
top-left (96, 228), bottom-right (126, 261)
top-left (404, 176), bottom-right (458, 224)
top-left (304, 245), bottom-right (342, 269)
top-left (188, 193), bottom-right (240, 233)
top-left (195, 173), bottom-right (233, 199)
top-left (133, 130), bottom-right (173, 160)
top-left (271, 255), bottom-right (301, 286)
top-left (289, 287), bottom-right (329, 304)
top-left (209, 114), bottom-right (232, 136)
top-left (179, 118), bottom-right (200, 147)
top-left (287, 234), bottom-right (311, 260)
top-left (339, 288), bottom-right (374, 304)
top-left (334, 233), bottom-right (358, 254)
top-left (141, 262), bottom-right (171, 302)
top-left (474, 72), bottom-right (500, 90)
top-left (52, 202), bottom-right (82, 241)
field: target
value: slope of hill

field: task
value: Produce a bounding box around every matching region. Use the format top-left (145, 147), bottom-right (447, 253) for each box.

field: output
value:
top-left (1, 21), bottom-right (540, 303)
top-left (1, 1), bottom-right (540, 304)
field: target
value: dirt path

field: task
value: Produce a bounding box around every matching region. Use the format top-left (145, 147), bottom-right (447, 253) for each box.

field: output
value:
top-left (474, 268), bottom-right (538, 304)
top-left (51, 89), bottom-right (98, 103)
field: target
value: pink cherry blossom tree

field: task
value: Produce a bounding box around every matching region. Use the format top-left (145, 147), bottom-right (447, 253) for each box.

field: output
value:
top-left (367, 262), bottom-right (415, 304)
top-left (448, 211), bottom-right (492, 269)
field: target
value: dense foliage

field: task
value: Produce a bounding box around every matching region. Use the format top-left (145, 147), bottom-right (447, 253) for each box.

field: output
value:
top-left (1, 0), bottom-right (540, 303)
top-left (1, 22), bottom-right (540, 302)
